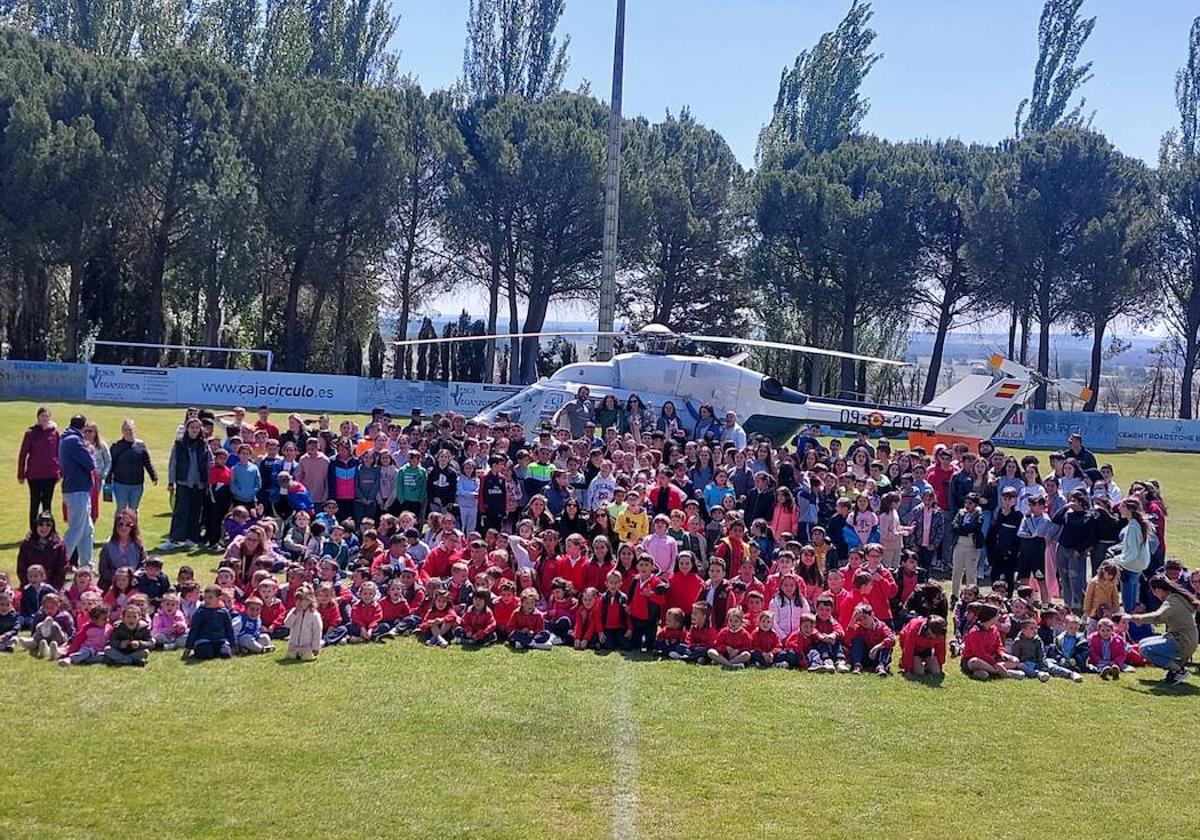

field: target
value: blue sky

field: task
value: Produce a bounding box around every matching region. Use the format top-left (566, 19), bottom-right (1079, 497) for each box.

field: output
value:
top-left (392, 0), bottom-right (1199, 168)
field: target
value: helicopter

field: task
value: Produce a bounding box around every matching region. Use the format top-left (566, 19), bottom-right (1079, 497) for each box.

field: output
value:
top-left (393, 323), bottom-right (1090, 443)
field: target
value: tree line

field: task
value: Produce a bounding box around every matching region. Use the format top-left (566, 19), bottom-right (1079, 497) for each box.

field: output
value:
top-left (1, 1), bottom-right (1199, 417)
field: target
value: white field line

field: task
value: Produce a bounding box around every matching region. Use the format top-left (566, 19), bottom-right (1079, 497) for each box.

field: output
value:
top-left (612, 658), bottom-right (639, 840)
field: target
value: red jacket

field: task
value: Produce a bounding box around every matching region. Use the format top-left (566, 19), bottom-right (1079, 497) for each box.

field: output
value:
top-left (423, 545), bottom-right (463, 580)
top-left (785, 629), bottom-right (816, 656)
top-left (507, 608), bottom-right (545, 635)
top-left (492, 594), bottom-right (519, 628)
top-left (657, 626), bottom-right (687, 645)
top-left (259, 599), bottom-right (287, 632)
top-left (582, 560), bottom-right (613, 594)
top-left (317, 601), bottom-right (343, 629)
top-left (379, 596), bottom-right (412, 623)
top-left (928, 464), bottom-right (955, 510)
top-left (555, 554), bottom-right (590, 595)
top-left (898, 616), bottom-right (946, 672)
top-left (687, 625), bottom-right (717, 648)
top-left (460, 607), bottom-right (497, 639)
top-left (961, 625), bottom-right (1003, 666)
top-left (599, 590), bottom-right (630, 633)
top-left (1087, 632), bottom-right (1128, 667)
top-left (627, 574), bottom-right (666, 621)
top-left (715, 626), bottom-right (753, 654)
top-left (421, 603), bottom-right (458, 631)
top-left (845, 619), bottom-right (894, 652)
top-left (837, 590), bottom-right (870, 629)
top-left (546, 596), bottom-right (577, 624)
top-left (18, 423), bottom-right (61, 482)
top-left (663, 571), bottom-right (704, 620)
top-left (751, 627), bottom-right (782, 655)
top-left (648, 483), bottom-right (686, 514)
top-left (814, 614), bottom-right (844, 643)
top-left (349, 601), bottom-right (383, 631)
top-left (573, 602), bottom-right (602, 644)
top-left (862, 567), bottom-right (899, 620)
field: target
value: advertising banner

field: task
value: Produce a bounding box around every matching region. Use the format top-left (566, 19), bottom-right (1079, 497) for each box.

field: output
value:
top-left (85, 364), bottom-right (176, 404)
top-left (992, 409), bottom-right (1026, 444)
top-left (0, 360), bottom-right (86, 401)
top-left (174, 369), bottom-right (358, 412)
top-left (1116, 417), bottom-right (1200, 452)
top-left (1024, 409), bottom-right (1119, 451)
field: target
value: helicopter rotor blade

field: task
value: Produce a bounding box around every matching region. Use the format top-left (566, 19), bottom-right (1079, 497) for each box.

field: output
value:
top-left (393, 330), bottom-right (626, 348)
top-left (680, 334), bottom-right (909, 367)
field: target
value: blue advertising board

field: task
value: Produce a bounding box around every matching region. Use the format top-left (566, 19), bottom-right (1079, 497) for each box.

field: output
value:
top-left (1024, 409), bottom-right (1119, 451)
top-left (1117, 417), bottom-right (1200, 453)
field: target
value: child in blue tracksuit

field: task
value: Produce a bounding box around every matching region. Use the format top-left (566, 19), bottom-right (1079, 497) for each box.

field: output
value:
top-left (1050, 613), bottom-right (1089, 673)
top-left (184, 585), bottom-right (236, 660)
top-left (236, 597), bottom-right (275, 654)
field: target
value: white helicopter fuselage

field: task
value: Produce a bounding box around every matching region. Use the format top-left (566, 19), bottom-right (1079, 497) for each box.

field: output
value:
top-left (476, 352), bottom-right (1026, 440)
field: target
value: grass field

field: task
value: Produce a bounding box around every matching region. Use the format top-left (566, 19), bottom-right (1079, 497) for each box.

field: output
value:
top-left (2, 399), bottom-right (1199, 839)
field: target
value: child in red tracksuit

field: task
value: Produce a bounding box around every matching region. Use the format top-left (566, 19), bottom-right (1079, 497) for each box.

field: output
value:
top-left (749, 611), bottom-right (783, 668)
top-left (813, 596), bottom-right (849, 672)
top-left (837, 571), bottom-right (874, 629)
top-left (627, 556), bottom-right (666, 651)
top-left (491, 580), bottom-right (520, 639)
top-left (256, 579), bottom-right (288, 639)
top-left (899, 614), bottom-right (948, 677)
top-left (845, 603), bottom-right (895, 676)
top-left (599, 570), bottom-right (631, 651)
top-left (545, 578), bottom-right (578, 644)
top-left (379, 579), bottom-right (418, 636)
top-left (685, 602), bottom-right (717, 664)
top-left (457, 591), bottom-right (497, 646)
top-left (862, 546), bottom-right (899, 626)
top-left (420, 591), bottom-right (459, 648)
top-left (316, 583), bottom-right (348, 646)
top-left (785, 613), bottom-right (826, 672)
top-left (573, 587), bottom-right (602, 650)
top-left (707, 607), bottom-right (753, 669)
top-left (347, 581), bottom-right (384, 643)
top-left (654, 607), bottom-right (689, 658)
top-left (961, 602), bottom-right (1022, 680)
top-left (507, 587), bottom-right (553, 650)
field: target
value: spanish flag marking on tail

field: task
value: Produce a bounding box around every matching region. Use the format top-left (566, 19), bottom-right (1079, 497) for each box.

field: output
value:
top-left (995, 381), bottom-right (1022, 400)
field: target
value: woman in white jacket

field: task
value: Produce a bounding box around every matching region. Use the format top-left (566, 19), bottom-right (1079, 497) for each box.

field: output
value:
top-left (1108, 498), bottom-right (1151, 612)
top-left (769, 575), bottom-right (811, 642)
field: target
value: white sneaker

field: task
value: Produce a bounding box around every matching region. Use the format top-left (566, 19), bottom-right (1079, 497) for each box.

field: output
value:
top-left (1071, 673), bottom-right (1083, 683)
top-left (183, 541), bottom-right (198, 549)
top-left (1037, 671), bottom-right (1051, 683)
top-left (667, 650), bottom-right (684, 660)
top-left (835, 661), bottom-right (850, 673)
top-left (37, 639), bottom-right (49, 659)
top-left (773, 660), bottom-right (790, 668)
top-left (807, 661), bottom-right (823, 672)
top-left (729, 662), bottom-right (745, 670)
top-left (530, 640), bottom-right (552, 651)
top-left (158, 540), bottom-right (179, 551)
top-left (823, 662), bottom-right (836, 673)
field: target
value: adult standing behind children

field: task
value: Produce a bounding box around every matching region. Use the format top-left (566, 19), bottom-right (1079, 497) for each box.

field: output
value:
top-left (107, 419), bottom-right (158, 515)
top-left (17, 406), bottom-right (60, 532)
top-left (59, 414), bottom-right (96, 568)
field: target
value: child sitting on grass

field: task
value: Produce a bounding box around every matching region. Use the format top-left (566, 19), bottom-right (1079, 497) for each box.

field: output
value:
top-left (654, 607), bottom-right (688, 659)
top-left (845, 603), bottom-right (894, 676)
top-left (104, 604), bottom-right (152, 667)
top-left (961, 602), bottom-right (1024, 681)
top-left (151, 592), bottom-right (189, 650)
top-left (184, 584), bottom-right (236, 661)
top-left (237, 597), bottom-right (275, 654)
top-left (18, 591), bottom-right (74, 660)
top-left (898, 614), bottom-right (946, 677)
top-left (1087, 617), bottom-right (1127, 680)
top-left (61, 604), bottom-right (112, 667)
top-left (708, 607), bottom-right (753, 670)
top-left (457, 591), bottom-right (498, 646)
top-left (1011, 618), bottom-right (1082, 683)
top-left (507, 587), bottom-right (553, 651)
top-left (749, 610), bottom-right (783, 668)
top-left (0, 590), bottom-right (18, 652)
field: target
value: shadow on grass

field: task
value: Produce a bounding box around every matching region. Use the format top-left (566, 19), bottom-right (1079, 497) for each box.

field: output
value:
top-left (902, 673), bottom-right (946, 688)
top-left (1127, 677), bottom-right (1200, 697)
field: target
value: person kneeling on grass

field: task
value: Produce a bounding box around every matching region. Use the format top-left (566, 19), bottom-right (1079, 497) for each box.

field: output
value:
top-left (898, 614), bottom-right (947, 677)
top-left (707, 607), bottom-right (753, 670)
top-left (961, 602), bottom-right (1023, 681)
top-left (183, 584), bottom-right (235, 661)
top-left (1128, 574), bottom-right (1200, 686)
top-left (845, 603), bottom-right (894, 676)
top-left (1011, 618), bottom-right (1082, 683)
top-left (104, 604), bottom-right (151, 667)
top-left (283, 586), bottom-right (322, 661)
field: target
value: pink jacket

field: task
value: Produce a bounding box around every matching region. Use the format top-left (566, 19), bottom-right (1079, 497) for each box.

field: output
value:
top-left (1087, 632), bottom-right (1127, 667)
top-left (770, 505), bottom-right (799, 539)
top-left (152, 608), bottom-right (188, 638)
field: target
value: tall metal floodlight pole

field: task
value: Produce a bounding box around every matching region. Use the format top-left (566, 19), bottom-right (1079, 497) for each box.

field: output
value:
top-left (596, 0), bottom-right (626, 362)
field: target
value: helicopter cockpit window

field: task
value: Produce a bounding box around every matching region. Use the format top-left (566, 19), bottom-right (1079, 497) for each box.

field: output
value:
top-left (759, 376), bottom-right (808, 405)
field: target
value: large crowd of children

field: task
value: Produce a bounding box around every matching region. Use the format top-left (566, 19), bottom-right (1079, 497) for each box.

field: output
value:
top-left (7, 396), bottom-right (1198, 684)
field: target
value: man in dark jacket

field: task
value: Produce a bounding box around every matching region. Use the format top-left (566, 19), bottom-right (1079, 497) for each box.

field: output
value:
top-left (17, 407), bottom-right (61, 531)
top-left (59, 415), bottom-right (96, 568)
top-left (107, 419), bottom-right (158, 515)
